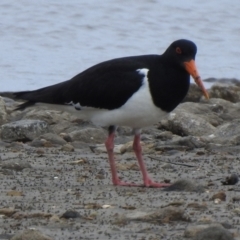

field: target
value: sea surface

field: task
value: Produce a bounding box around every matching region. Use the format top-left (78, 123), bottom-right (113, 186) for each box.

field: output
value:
top-left (1, 0), bottom-right (240, 91)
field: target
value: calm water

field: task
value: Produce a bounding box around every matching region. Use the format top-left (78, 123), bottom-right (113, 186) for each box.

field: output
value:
top-left (1, 0), bottom-right (240, 91)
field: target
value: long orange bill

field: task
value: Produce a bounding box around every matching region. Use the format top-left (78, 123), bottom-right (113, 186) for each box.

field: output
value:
top-left (183, 60), bottom-right (209, 99)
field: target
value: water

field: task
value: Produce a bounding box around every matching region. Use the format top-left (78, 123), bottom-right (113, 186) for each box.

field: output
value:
top-left (1, 0), bottom-right (240, 91)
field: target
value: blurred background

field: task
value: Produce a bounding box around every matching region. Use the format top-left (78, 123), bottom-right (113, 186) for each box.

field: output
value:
top-left (0, 0), bottom-right (239, 91)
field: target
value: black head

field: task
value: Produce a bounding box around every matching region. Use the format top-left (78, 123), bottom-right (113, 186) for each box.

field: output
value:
top-left (163, 39), bottom-right (197, 64)
top-left (163, 39), bottom-right (209, 99)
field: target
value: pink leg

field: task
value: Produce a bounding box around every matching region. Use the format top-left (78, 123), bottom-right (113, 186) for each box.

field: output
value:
top-left (105, 126), bottom-right (139, 186)
top-left (133, 132), bottom-right (170, 188)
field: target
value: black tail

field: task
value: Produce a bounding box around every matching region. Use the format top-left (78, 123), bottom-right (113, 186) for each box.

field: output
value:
top-left (2, 80), bottom-right (72, 111)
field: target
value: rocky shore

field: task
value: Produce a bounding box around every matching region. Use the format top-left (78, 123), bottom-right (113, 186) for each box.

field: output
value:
top-left (1, 78), bottom-right (240, 240)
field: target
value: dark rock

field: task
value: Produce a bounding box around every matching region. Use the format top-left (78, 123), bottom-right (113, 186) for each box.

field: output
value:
top-left (221, 174), bottom-right (239, 185)
top-left (211, 192), bottom-right (226, 201)
top-left (59, 132), bottom-right (72, 142)
top-left (194, 226), bottom-right (234, 240)
top-left (164, 179), bottom-right (205, 192)
top-left (1, 120), bottom-right (49, 142)
top-left (61, 209), bottom-right (81, 219)
top-left (183, 83), bottom-right (205, 102)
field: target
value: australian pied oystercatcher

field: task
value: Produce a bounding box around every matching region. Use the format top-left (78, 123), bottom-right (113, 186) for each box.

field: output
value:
top-left (13, 39), bottom-right (209, 188)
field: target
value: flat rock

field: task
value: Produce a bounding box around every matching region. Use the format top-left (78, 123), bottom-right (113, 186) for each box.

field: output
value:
top-left (159, 110), bottom-right (216, 136)
top-left (35, 132), bottom-right (67, 146)
top-left (207, 119), bottom-right (240, 145)
top-left (1, 120), bottom-right (49, 142)
top-left (10, 229), bottom-right (53, 240)
top-left (194, 225), bottom-right (234, 240)
top-left (184, 223), bottom-right (226, 238)
top-left (1, 161), bottom-right (32, 171)
top-left (22, 109), bottom-right (76, 125)
top-left (123, 206), bottom-right (190, 224)
top-left (69, 127), bottom-right (107, 143)
top-left (164, 179), bottom-right (205, 192)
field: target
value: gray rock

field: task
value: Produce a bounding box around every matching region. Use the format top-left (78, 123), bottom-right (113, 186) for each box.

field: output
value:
top-left (10, 229), bottom-right (53, 240)
top-left (36, 133), bottom-right (67, 146)
top-left (1, 120), bottom-right (49, 142)
top-left (164, 179), bottom-right (205, 192)
top-left (156, 136), bottom-right (206, 150)
top-left (69, 127), bottom-right (107, 143)
top-left (184, 224), bottom-right (226, 238)
top-left (123, 206), bottom-right (191, 223)
top-left (23, 109), bottom-right (76, 125)
top-left (210, 84), bottom-right (240, 103)
top-left (183, 83), bottom-right (205, 102)
top-left (194, 225), bottom-right (234, 240)
top-left (61, 143), bottom-right (74, 152)
top-left (159, 110), bottom-right (216, 136)
top-left (1, 161), bottom-right (32, 171)
top-left (207, 119), bottom-right (240, 145)
top-left (0, 96), bottom-right (8, 125)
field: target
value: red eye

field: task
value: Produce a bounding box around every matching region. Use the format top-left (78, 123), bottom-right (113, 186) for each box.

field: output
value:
top-left (176, 47), bottom-right (182, 54)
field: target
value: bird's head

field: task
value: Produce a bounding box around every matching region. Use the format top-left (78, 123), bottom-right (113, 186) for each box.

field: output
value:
top-left (164, 39), bottom-right (209, 99)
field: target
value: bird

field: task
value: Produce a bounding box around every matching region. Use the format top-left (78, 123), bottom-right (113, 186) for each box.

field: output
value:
top-left (12, 39), bottom-right (209, 188)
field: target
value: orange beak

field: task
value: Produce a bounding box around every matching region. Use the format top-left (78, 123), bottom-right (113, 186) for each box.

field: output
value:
top-left (183, 60), bottom-right (209, 99)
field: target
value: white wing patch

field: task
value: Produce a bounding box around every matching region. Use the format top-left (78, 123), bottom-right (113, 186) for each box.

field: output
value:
top-left (66, 101), bottom-right (82, 110)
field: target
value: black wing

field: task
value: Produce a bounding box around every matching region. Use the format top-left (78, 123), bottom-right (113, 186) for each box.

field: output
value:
top-left (14, 55), bottom-right (159, 110)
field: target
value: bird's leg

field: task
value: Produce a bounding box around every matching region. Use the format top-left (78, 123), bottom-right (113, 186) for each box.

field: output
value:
top-left (133, 129), bottom-right (170, 188)
top-left (105, 126), bottom-right (138, 186)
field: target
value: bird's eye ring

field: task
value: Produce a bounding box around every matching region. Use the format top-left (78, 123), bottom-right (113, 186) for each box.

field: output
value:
top-left (176, 47), bottom-right (182, 54)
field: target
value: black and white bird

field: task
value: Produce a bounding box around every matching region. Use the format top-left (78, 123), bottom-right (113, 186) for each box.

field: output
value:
top-left (13, 39), bottom-right (209, 188)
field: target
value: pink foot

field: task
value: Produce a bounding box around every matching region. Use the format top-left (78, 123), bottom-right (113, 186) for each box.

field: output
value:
top-left (113, 177), bottom-right (170, 188)
top-left (143, 178), bottom-right (171, 188)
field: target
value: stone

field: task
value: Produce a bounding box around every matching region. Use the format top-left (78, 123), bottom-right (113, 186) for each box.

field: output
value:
top-left (1, 120), bottom-right (49, 142)
top-left (1, 161), bottom-right (32, 171)
top-left (0, 207), bottom-right (16, 217)
top-left (69, 127), bottom-right (107, 143)
top-left (208, 119), bottom-right (240, 145)
top-left (164, 179), bottom-right (205, 192)
top-left (211, 192), bottom-right (226, 201)
top-left (61, 209), bottom-right (81, 219)
top-left (10, 229), bottom-right (53, 240)
top-left (123, 206), bottom-right (190, 224)
top-left (183, 83), bottom-right (205, 102)
top-left (23, 109), bottom-right (75, 125)
top-left (209, 84), bottom-right (240, 103)
top-left (0, 96), bottom-right (8, 125)
top-left (184, 224), bottom-right (227, 238)
top-left (194, 225), bottom-right (234, 240)
top-left (61, 143), bottom-right (74, 152)
top-left (159, 104), bottom-right (216, 136)
top-left (36, 133), bottom-right (67, 146)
